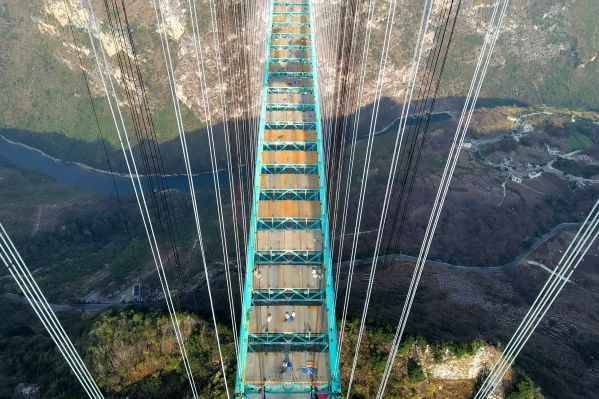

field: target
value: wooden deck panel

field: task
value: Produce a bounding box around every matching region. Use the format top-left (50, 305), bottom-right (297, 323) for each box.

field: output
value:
top-left (272, 15), bottom-right (310, 23)
top-left (267, 78), bottom-right (313, 88)
top-left (262, 151), bottom-right (318, 164)
top-left (271, 37), bottom-right (310, 46)
top-left (248, 305), bottom-right (326, 334)
top-left (267, 93), bottom-right (315, 104)
top-left (260, 174), bottom-right (319, 189)
top-left (252, 265), bottom-right (324, 290)
top-left (245, 352), bottom-right (330, 386)
top-left (264, 130), bottom-right (317, 142)
top-left (266, 111), bottom-right (316, 122)
top-left (269, 63), bottom-right (312, 73)
top-left (271, 49), bottom-right (311, 58)
top-left (258, 200), bottom-right (320, 218)
top-left (272, 26), bottom-right (312, 34)
top-left (255, 230), bottom-right (322, 251)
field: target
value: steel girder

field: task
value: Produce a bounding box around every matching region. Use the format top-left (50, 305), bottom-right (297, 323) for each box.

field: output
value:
top-left (255, 250), bottom-right (323, 265)
top-left (270, 45), bottom-right (312, 52)
top-left (259, 188), bottom-right (319, 201)
top-left (244, 383), bottom-right (332, 396)
top-left (248, 333), bottom-right (328, 352)
top-left (266, 102), bottom-right (315, 111)
top-left (270, 57), bottom-right (313, 64)
top-left (257, 217), bottom-right (321, 230)
top-left (265, 120), bottom-right (316, 130)
top-left (271, 32), bottom-right (311, 39)
top-left (267, 86), bottom-right (314, 94)
top-left (263, 141), bottom-right (317, 151)
top-left (261, 164), bottom-right (318, 175)
top-left (252, 288), bottom-right (326, 305)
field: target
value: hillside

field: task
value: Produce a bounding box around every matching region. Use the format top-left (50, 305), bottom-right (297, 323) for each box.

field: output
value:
top-left (0, 305), bottom-right (545, 399)
top-left (1, 0), bottom-right (598, 152)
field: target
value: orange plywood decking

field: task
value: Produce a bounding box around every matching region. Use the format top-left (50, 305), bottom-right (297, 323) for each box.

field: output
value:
top-left (264, 129), bottom-right (317, 142)
top-left (269, 63), bottom-right (312, 73)
top-left (249, 305), bottom-right (326, 334)
top-left (252, 265), bottom-right (323, 290)
top-left (272, 15), bottom-right (310, 23)
top-left (255, 230), bottom-right (323, 251)
top-left (260, 174), bottom-right (320, 189)
top-left (266, 111), bottom-right (316, 122)
top-left (262, 150), bottom-right (318, 164)
top-left (267, 93), bottom-right (315, 104)
top-left (272, 26), bottom-right (311, 34)
top-left (258, 200), bottom-right (321, 218)
top-left (245, 353), bottom-right (330, 385)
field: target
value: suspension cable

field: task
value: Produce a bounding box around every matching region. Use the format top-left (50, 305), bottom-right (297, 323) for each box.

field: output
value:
top-left (0, 223), bottom-right (104, 398)
top-left (375, 1), bottom-right (510, 396)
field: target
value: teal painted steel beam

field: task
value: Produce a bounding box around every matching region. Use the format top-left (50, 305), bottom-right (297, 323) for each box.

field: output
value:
top-left (269, 57), bottom-right (313, 64)
top-left (272, 21), bottom-right (310, 27)
top-left (265, 121), bottom-right (316, 130)
top-left (257, 217), bottom-right (321, 230)
top-left (273, 1), bottom-right (310, 7)
top-left (266, 102), bottom-right (315, 111)
top-left (267, 86), bottom-right (314, 94)
top-left (268, 71), bottom-right (313, 79)
top-left (263, 141), bottom-right (317, 151)
top-left (272, 11), bottom-right (310, 16)
top-left (252, 288), bottom-right (325, 305)
top-left (255, 250), bottom-right (323, 265)
top-left (248, 333), bottom-right (328, 352)
top-left (259, 188), bottom-right (319, 201)
top-left (235, 0), bottom-right (274, 394)
top-left (308, 3), bottom-right (342, 396)
top-left (261, 164), bottom-right (318, 175)
top-left (245, 383), bottom-right (331, 395)
top-left (273, 1), bottom-right (310, 5)
top-left (271, 32), bottom-right (310, 39)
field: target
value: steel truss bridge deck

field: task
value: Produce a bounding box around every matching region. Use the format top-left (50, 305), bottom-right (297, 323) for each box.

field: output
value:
top-left (236, 1), bottom-right (340, 398)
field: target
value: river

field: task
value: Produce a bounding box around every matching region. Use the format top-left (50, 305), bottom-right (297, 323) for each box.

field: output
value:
top-left (0, 134), bottom-right (228, 196)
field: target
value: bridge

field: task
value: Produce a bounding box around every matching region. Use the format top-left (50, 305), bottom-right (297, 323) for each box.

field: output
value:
top-left (1, 1), bottom-right (598, 399)
top-left (235, 1), bottom-right (340, 397)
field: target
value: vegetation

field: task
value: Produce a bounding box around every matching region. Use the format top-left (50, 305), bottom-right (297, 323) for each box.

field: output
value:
top-left (88, 309), bottom-right (233, 398)
top-left (554, 158), bottom-right (599, 179)
top-left (0, 299), bottom-right (88, 399)
top-left (507, 377), bottom-right (545, 399)
top-left (0, 304), bottom-right (549, 399)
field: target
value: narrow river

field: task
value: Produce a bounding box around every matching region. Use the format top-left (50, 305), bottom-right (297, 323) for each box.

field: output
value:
top-left (0, 135), bottom-right (228, 196)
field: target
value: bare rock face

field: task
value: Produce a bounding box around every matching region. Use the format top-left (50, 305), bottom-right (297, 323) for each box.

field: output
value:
top-left (31, 0), bottom-right (268, 132)
top-left (426, 346), bottom-right (501, 380)
top-left (411, 344), bottom-right (511, 399)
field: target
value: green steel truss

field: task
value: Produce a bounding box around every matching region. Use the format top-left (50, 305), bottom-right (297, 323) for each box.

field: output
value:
top-left (270, 45), bottom-right (312, 51)
top-left (261, 164), bottom-right (318, 175)
top-left (265, 121), bottom-right (317, 130)
top-left (248, 333), bottom-right (328, 352)
top-left (259, 188), bottom-right (320, 201)
top-left (254, 250), bottom-right (323, 265)
top-left (270, 57), bottom-right (313, 64)
top-left (256, 217), bottom-right (322, 230)
top-left (236, 0), bottom-right (341, 397)
top-left (245, 383), bottom-right (332, 396)
top-left (263, 141), bottom-right (317, 151)
top-left (271, 32), bottom-right (311, 39)
top-left (252, 288), bottom-right (326, 305)
top-left (272, 11), bottom-right (311, 16)
top-left (272, 21), bottom-right (311, 27)
top-left (267, 86), bottom-right (314, 94)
